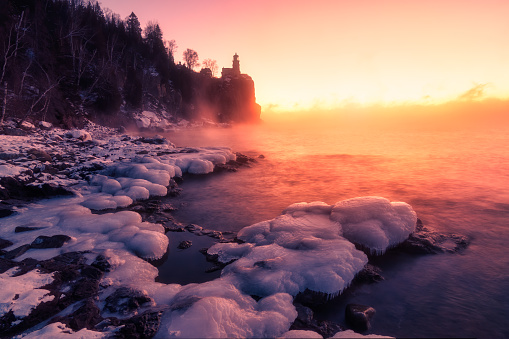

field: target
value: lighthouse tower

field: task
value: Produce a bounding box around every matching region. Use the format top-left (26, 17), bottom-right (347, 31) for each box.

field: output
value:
top-left (232, 53), bottom-right (240, 75)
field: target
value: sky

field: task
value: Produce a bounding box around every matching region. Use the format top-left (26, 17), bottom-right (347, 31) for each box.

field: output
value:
top-left (99, 0), bottom-right (509, 112)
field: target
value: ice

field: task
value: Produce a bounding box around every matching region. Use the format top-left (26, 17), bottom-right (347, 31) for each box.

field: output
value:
top-left (330, 197), bottom-right (417, 254)
top-left (116, 178), bottom-right (167, 197)
top-left (155, 277), bottom-right (297, 338)
top-left (80, 194), bottom-right (133, 210)
top-left (279, 330), bottom-right (324, 338)
top-left (126, 230), bottom-right (169, 260)
top-left (330, 329), bottom-right (394, 338)
top-left (210, 208), bottom-right (367, 297)
top-left (17, 322), bottom-right (106, 338)
top-left (0, 268), bottom-right (54, 319)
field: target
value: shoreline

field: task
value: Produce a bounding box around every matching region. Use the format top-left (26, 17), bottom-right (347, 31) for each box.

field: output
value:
top-left (0, 121), bottom-right (468, 338)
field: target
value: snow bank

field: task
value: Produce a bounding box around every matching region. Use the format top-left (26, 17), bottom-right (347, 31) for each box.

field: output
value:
top-left (155, 277), bottom-right (297, 338)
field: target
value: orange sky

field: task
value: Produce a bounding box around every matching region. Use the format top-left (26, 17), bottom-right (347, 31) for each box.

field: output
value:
top-left (100, 0), bottom-right (509, 112)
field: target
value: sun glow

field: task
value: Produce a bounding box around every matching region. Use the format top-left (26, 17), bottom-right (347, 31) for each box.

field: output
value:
top-left (99, 0), bottom-right (509, 115)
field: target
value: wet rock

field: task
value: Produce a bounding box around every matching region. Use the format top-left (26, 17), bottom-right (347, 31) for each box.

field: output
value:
top-left (0, 238), bottom-right (14, 250)
top-left (52, 298), bottom-right (102, 331)
top-left (3, 244), bottom-right (31, 259)
top-left (104, 287), bottom-right (154, 316)
top-left (290, 303), bottom-right (344, 338)
top-left (394, 219), bottom-right (470, 254)
top-left (117, 310), bottom-right (164, 339)
top-left (138, 136), bottom-right (169, 145)
top-left (30, 234), bottom-right (72, 249)
top-left (15, 226), bottom-right (46, 233)
top-left (353, 264), bottom-right (384, 284)
top-left (185, 224), bottom-right (204, 235)
top-left (345, 303), bottom-right (376, 332)
top-left (177, 240), bottom-right (192, 249)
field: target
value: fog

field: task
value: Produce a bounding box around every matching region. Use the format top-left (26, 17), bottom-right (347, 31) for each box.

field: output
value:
top-left (262, 98), bottom-right (509, 133)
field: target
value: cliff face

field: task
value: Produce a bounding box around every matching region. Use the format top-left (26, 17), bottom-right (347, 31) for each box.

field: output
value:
top-left (215, 75), bottom-right (261, 123)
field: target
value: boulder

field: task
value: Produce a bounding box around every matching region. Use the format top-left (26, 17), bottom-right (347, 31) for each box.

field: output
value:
top-left (345, 303), bottom-right (376, 332)
top-left (30, 235), bottom-right (72, 249)
top-left (104, 287), bottom-right (154, 316)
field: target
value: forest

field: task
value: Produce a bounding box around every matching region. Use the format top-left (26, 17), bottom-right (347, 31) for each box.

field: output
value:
top-left (0, 0), bottom-right (260, 128)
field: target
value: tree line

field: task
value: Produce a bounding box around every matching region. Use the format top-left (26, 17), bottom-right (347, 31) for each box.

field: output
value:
top-left (0, 0), bottom-right (220, 127)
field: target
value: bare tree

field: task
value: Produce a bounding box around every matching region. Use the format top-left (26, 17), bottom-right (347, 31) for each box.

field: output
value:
top-left (202, 58), bottom-right (218, 77)
top-left (183, 48), bottom-right (199, 70)
top-left (0, 11), bottom-right (29, 125)
top-left (166, 39), bottom-right (177, 58)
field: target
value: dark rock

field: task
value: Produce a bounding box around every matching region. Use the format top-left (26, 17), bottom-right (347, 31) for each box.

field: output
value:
top-left (185, 224), bottom-right (203, 235)
top-left (30, 235), bottom-right (72, 249)
top-left (80, 266), bottom-right (104, 280)
top-left (353, 264), bottom-right (384, 284)
top-left (290, 303), bottom-right (344, 338)
top-left (0, 152), bottom-right (21, 160)
top-left (345, 303), bottom-right (376, 332)
top-left (27, 148), bottom-right (52, 162)
top-left (3, 244), bottom-right (31, 259)
top-left (15, 226), bottom-right (46, 233)
top-left (117, 310), bottom-right (164, 339)
top-left (92, 254), bottom-right (111, 272)
top-left (104, 287), bottom-right (154, 316)
top-left (177, 240), bottom-right (192, 249)
top-left (394, 219), bottom-right (471, 254)
top-left (0, 238), bottom-right (14, 250)
top-left (52, 298), bottom-right (103, 331)
top-left (138, 136), bottom-right (169, 145)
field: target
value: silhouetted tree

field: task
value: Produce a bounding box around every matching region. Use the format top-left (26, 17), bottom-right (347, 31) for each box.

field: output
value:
top-left (183, 48), bottom-right (199, 70)
top-left (202, 58), bottom-right (218, 77)
top-left (125, 12), bottom-right (141, 41)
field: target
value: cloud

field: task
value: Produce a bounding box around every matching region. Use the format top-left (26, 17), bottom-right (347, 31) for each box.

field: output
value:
top-left (457, 83), bottom-right (490, 101)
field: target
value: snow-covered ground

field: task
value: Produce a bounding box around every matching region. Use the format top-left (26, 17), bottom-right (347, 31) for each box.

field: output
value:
top-left (0, 121), bottom-right (409, 338)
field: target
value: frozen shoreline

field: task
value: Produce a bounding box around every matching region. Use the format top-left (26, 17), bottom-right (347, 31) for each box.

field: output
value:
top-left (1, 121), bottom-right (452, 338)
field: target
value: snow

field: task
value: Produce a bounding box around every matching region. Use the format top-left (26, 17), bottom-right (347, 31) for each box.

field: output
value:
top-left (0, 123), bottom-right (414, 338)
top-left (16, 322), bottom-right (107, 338)
top-left (155, 277), bottom-right (297, 338)
top-left (0, 268), bottom-right (54, 319)
top-left (0, 164), bottom-right (26, 177)
top-left (330, 329), bottom-right (395, 338)
top-left (331, 197), bottom-right (417, 254)
top-left (278, 330), bottom-right (324, 338)
top-left (209, 199), bottom-right (416, 297)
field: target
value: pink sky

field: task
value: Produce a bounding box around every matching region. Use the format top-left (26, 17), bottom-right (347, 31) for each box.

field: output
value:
top-left (99, 0), bottom-right (509, 111)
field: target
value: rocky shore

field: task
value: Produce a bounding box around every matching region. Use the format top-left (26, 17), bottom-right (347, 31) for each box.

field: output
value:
top-left (0, 120), bottom-right (470, 338)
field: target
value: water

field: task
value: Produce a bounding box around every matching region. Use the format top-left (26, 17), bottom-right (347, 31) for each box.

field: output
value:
top-left (160, 117), bottom-right (509, 338)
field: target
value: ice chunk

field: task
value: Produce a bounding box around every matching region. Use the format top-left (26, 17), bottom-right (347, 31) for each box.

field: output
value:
top-left (18, 322), bottom-right (106, 338)
top-left (330, 197), bottom-right (417, 254)
top-left (81, 194), bottom-right (132, 210)
top-left (330, 329), bottom-right (394, 338)
top-left (210, 211), bottom-right (366, 297)
top-left (117, 178), bottom-right (167, 197)
top-left (279, 330), bottom-right (323, 338)
top-left (187, 159), bottom-right (215, 174)
top-left (101, 178), bottom-right (122, 194)
top-left (156, 278), bottom-right (297, 338)
top-left (127, 230), bottom-right (169, 260)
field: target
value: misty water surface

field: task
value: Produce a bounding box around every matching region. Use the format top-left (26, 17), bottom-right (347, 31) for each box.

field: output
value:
top-left (158, 115), bottom-right (509, 338)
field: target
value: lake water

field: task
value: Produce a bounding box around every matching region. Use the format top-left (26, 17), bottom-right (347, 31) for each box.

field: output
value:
top-left (159, 115), bottom-right (509, 338)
